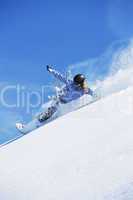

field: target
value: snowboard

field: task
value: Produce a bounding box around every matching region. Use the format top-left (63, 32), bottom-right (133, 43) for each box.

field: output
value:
top-left (16, 93), bottom-right (101, 135)
top-left (16, 116), bottom-right (52, 135)
top-left (16, 119), bottom-right (42, 135)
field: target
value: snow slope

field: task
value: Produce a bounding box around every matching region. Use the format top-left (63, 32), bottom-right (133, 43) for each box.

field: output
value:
top-left (0, 86), bottom-right (133, 200)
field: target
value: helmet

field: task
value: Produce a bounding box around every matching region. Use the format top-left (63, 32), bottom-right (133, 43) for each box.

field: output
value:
top-left (73, 74), bottom-right (86, 85)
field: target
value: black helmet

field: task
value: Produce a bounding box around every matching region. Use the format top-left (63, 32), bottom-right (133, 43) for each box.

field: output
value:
top-left (73, 74), bottom-right (86, 85)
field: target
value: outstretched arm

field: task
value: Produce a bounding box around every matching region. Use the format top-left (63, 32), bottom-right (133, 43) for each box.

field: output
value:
top-left (46, 65), bottom-right (70, 85)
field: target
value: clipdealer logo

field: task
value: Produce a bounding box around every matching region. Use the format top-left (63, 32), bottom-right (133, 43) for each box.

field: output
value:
top-left (0, 84), bottom-right (56, 114)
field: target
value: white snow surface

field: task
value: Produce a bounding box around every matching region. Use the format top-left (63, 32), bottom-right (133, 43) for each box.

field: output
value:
top-left (0, 86), bottom-right (133, 200)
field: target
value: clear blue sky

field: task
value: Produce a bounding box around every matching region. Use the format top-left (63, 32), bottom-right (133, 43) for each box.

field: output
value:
top-left (0, 0), bottom-right (116, 84)
top-left (0, 0), bottom-right (133, 143)
top-left (0, 0), bottom-right (133, 84)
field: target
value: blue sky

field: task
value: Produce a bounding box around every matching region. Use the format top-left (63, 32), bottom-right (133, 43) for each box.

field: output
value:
top-left (0, 0), bottom-right (133, 143)
top-left (0, 0), bottom-right (115, 83)
top-left (0, 0), bottom-right (133, 83)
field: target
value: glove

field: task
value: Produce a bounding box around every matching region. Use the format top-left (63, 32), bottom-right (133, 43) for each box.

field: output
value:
top-left (46, 65), bottom-right (53, 73)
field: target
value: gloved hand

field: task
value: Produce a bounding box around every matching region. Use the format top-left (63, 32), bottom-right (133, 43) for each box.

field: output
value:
top-left (46, 65), bottom-right (53, 73)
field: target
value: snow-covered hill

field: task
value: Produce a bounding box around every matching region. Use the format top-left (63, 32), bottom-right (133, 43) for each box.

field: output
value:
top-left (0, 86), bottom-right (133, 200)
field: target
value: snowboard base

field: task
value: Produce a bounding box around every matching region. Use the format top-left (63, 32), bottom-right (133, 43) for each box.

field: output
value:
top-left (16, 94), bottom-right (101, 135)
top-left (16, 118), bottom-right (50, 135)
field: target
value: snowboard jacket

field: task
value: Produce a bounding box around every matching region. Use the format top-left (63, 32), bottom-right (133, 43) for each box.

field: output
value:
top-left (47, 66), bottom-right (94, 103)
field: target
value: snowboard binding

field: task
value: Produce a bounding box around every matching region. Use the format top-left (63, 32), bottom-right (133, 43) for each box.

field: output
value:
top-left (38, 106), bottom-right (58, 123)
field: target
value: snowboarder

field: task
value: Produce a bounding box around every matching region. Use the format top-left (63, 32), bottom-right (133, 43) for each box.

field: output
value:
top-left (38, 65), bottom-right (94, 122)
top-left (16, 65), bottom-right (94, 133)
